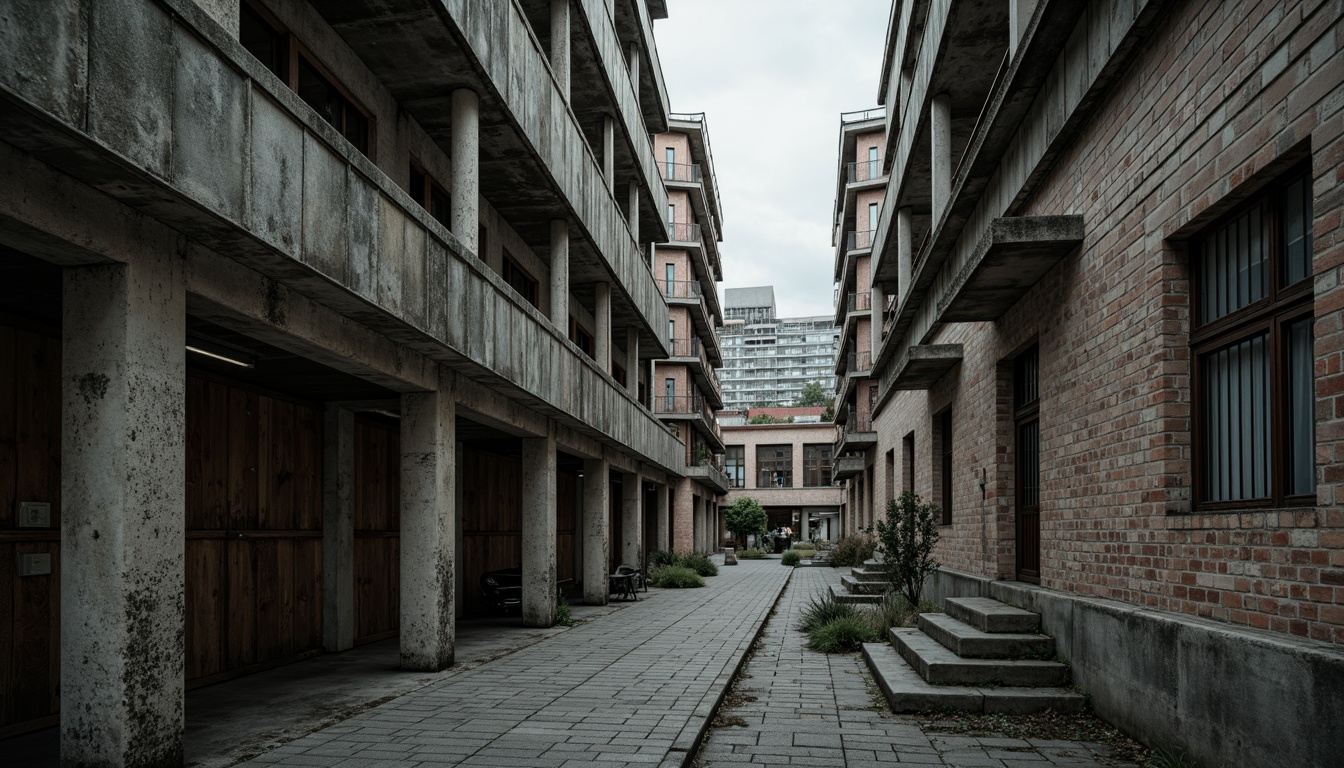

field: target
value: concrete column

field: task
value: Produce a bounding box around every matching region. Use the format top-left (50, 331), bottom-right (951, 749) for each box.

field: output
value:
top-left (582, 458), bottom-right (611, 605)
top-left (657, 484), bottom-right (670, 551)
top-left (871, 281), bottom-right (885, 357)
top-left (595, 281), bottom-right (611, 372)
top-left (621, 472), bottom-right (642, 566)
top-left (400, 377), bottom-right (456, 671)
top-left (1009, 0), bottom-right (1039, 56)
top-left (627, 180), bottom-right (640, 240)
top-left (550, 0), bottom-right (571, 97)
top-left (322, 406), bottom-right (356, 653)
top-left (626, 42), bottom-right (640, 99)
top-left (603, 114), bottom-right (615, 192)
top-left (550, 219), bottom-right (569, 329)
top-left (897, 207), bottom-right (913, 306)
top-left (451, 89), bottom-right (480, 254)
top-left (625, 326), bottom-right (639, 396)
top-left (60, 255), bottom-right (186, 766)
top-left (673, 479), bottom-right (695, 554)
top-left (930, 92), bottom-right (952, 223)
top-left (521, 434), bottom-right (558, 627)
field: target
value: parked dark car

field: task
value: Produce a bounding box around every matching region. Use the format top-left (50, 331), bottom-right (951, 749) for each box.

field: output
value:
top-left (480, 567), bottom-right (522, 613)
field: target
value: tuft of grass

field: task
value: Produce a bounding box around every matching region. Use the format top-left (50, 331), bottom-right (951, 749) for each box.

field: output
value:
top-left (651, 565), bottom-right (704, 588)
top-left (648, 549), bottom-right (681, 568)
top-left (555, 597), bottom-right (576, 627)
top-left (798, 591), bottom-right (860, 632)
top-left (736, 548), bottom-right (768, 560)
top-left (781, 551), bottom-right (802, 566)
top-left (808, 616), bottom-right (879, 652)
top-left (1144, 748), bottom-right (1197, 768)
top-left (680, 552), bottom-right (719, 577)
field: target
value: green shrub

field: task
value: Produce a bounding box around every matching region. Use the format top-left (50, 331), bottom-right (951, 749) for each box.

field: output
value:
top-left (791, 542), bottom-right (816, 552)
top-left (556, 596), bottom-right (575, 627)
top-left (651, 565), bottom-right (704, 588)
top-left (829, 534), bottom-right (877, 568)
top-left (875, 491), bottom-right (941, 607)
top-left (781, 551), bottom-right (801, 566)
top-left (736, 548), bottom-right (768, 560)
top-left (798, 591), bottom-right (858, 632)
top-left (648, 549), bottom-right (681, 568)
top-left (865, 592), bottom-right (916, 635)
top-left (808, 616), bottom-right (878, 653)
top-left (679, 553), bottom-right (718, 577)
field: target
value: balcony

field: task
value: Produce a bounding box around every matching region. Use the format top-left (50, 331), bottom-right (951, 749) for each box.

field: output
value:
top-left (848, 229), bottom-right (876, 251)
top-left (937, 216), bottom-right (1085, 322)
top-left (834, 289), bottom-right (873, 327)
top-left (661, 161), bottom-right (701, 183)
top-left (668, 337), bottom-right (725, 407)
top-left (836, 348), bottom-right (873, 378)
top-left (668, 221), bottom-right (702, 245)
top-left (658, 278), bottom-right (702, 301)
top-left (882, 344), bottom-right (963, 392)
top-left (833, 455), bottom-right (865, 480)
top-left (835, 408), bottom-right (877, 454)
top-left (654, 394), bottom-right (724, 451)
top-left (685, 460), bottom-right (730, 494)
top-left (847, 157), bottom-right (886, 184)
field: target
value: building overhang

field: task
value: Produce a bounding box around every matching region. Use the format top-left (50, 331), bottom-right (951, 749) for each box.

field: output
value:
top-left (888, 344), bottom-right (963, 391)
top-left (937, 216), bottom-right (1083, 322)
top-left (833, 456), bottom-right (865, 480)
top-left (835, 429), bottom-right (878, 455)
top-left (685, 463), bottom-right (729, 494)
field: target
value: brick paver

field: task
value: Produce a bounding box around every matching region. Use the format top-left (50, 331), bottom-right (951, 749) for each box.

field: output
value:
top-left (696, 567), bottom-right (1139, 767)
top-left (240, 559), bottom-right (791, 767)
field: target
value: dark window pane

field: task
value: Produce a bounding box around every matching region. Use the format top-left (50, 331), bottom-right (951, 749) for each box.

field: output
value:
top-left (1201, 334), bottom-right (1269, 501)
top-left (1199, 202), bottom-right (1267, 325)
top-left (408, 164), bottom-right (427, 207)
top-left (1288, 318), bottom-right (1315, 495)
top-left (1284, 176), bottom-right (1312, 286)
top-left (429, 185), bottom-right (450, 229)
top-left (240, 3), bottom-right (286, 80)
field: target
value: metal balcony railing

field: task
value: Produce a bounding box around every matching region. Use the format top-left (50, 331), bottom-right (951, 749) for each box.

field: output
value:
top-left (669, 336), bottom-right (702, 359)
top-left (845, 290), bottom-right (872, 314)
top-left (840, 107), bottom-right (886, 123)
top-left (659, 279), bottom-right (702, 300)
top-left (847, 229), bottom-right (875, 251)
top-left (845, 349), bottom-right (873, 375)
top-left (662, 161), bottom-right (701, 183)
top-left (842, 408), bottom-right (873, 434)
top-left (655, 394), bottom-right (717, 434)
top-left (668, 221), bottom-right (702, 243)
top-left (846, 157), bottom-right (885, 183)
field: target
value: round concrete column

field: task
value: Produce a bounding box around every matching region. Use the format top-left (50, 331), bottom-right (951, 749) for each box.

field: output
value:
top-left (583, 458), bottom-right (611, 605)
top-left (451, 88), bottom-right (480, 255)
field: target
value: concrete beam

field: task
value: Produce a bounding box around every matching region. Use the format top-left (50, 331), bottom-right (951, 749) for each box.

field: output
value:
top-left (60, 254), bottom-right (186, 767)
top-left (522, 434), bottom-right (558, 627)
top-left (583, 458), bottom-right (610, 605)
top-left (323, 405), bottom-right (356, 653)
top-left (451, 88), bottom-right (480, 255)
top-left (399, 376), bottom-right (456, 671)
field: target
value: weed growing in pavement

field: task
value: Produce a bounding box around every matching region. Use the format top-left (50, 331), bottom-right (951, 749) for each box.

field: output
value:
top-left (807, 616), bottom-right (879, 652)
top-left (781, 550), bottom-right (802, 566)
top-left (555, 596), bottom-right (575, 627)
top-left (1144, 747), bottom-right (1197, 768)
top-left (916, 708), bottom-right (1152, 765)
top-left (798, 590), bottom-right (859, 632)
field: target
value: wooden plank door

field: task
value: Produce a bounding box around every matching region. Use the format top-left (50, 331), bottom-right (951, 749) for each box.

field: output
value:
top-left (1014, 347), bottom-right (1041, 583)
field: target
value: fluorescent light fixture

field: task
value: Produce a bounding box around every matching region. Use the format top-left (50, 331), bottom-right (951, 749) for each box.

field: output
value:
top-left (186, 344), bottom-right (255, 368)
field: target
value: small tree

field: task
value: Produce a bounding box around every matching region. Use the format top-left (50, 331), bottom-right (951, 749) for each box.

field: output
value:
top-left (794, 381), bottom-right (831, 408)
top-left (724, 497), bottom-right (768, 549)
top-left (875, 491), bottom-right (941, 607)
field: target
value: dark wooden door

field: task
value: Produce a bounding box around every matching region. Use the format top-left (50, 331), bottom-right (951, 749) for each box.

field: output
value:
top-left (354, 416), bottom-right (399, 644)
top-left (1014, 348), bottom-right (1041, 583)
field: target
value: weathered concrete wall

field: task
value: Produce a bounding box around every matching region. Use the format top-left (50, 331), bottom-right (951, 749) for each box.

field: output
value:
top-left (925, 567), bottom-right (1344, 768)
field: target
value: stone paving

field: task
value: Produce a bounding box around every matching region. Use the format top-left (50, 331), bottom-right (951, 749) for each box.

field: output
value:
top-left (696, 567), bottom-right (1140, 768)
top-left (239, 558), bottom-right (791, 768)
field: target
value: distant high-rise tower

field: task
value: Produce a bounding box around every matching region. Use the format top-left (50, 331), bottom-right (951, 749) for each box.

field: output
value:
top-left (717, 287), bottom-right (838, 410)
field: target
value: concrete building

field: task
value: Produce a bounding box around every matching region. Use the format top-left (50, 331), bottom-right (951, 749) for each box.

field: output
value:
top-left (850, 0), bottom-right (1344, 765)
top-left (0, 0), bottom-right (724, 758)
top-left (721, 422), bottom-right (844, 544)
top-left (652, 113), bottom-right (731, 555)
top-left (719, 286), bottom-right (839, 409)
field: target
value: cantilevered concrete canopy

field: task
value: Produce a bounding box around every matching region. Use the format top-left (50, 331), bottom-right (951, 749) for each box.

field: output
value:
top-left (887, 344), bottom-right (963, 391)
top-left (833, 455), bottom-right (865, 481)
top-left (938, 215), bottom-right (1083, 322)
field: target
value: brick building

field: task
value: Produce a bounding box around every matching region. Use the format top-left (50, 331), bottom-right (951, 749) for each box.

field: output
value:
top-left (721, 421), bottom-right (843, 544)
top-left (845, 0), bottom-right (1344, 765)
top-left (0, 0), bottom-right (725, 760)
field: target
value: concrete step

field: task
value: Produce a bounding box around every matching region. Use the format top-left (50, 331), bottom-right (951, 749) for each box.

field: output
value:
top-left (862, 643), bottom-right (1087, 715)
top-left (841, 574), bottom-right (892, 595)
top-left (918, 613), bottom-right (1055, 659)
top-left (891, 628), bottom-right (1069, 687)
top-left (829, 584), bottom-right (881, 604)
top-left (850, 567), bottom-right (889, 582)
top-left (945, 596), bottom-right (1040, 634)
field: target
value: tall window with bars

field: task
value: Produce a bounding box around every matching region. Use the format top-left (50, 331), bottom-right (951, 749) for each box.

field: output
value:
top-left (1191, 165), bottom-right (1315, 508)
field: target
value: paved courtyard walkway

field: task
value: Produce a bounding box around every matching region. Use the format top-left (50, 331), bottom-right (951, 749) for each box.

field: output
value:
top-left (696, 567), bottom-right (1139, 768)
top-left (241, 559), bottom-right (791, 767)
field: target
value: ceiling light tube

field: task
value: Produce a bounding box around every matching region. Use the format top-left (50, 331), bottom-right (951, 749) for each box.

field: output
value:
top-left (186, 344), bottom-right (255, 368)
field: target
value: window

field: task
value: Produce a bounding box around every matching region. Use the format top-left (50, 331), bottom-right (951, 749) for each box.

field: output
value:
top-left (409, 160), bottom-right (450, 228)
top-left (867, 146), bottom-right (879, 179)
top-left (663, 378), bottom-right (676, 411)
top-left (296, 54), bottom-right (369, 156)
top-left (667, 202), bottom-right (676, 230)
top-left (570, 319), bottom-right (594, 358)
top-left (868, 202), bottom-right (878, 232)
top-left (665, 263), bottom-right (675, 295)
top-left (757, 445), bottom-right (793, 488)
top-left (936, 409), bottom-right (952, 525)
top-left (1015, 346), bottom-right (1041, 582)
top-left (665, 147), bottom-right (675, 179)
top-left (502, 251), bottom-right (539, 308)
top-left (612, 361), bottom-right (626, 387)
top-left (803, 444), bottom-right (833, 487)
top-left (240, 2), bottom-right (287, 81)
top-left (725, 446), bottom-right (746, 488)
top-left (1191, 165), bottom-right (1315, 507)
top-left (885, 449), bottom-right (895, 504)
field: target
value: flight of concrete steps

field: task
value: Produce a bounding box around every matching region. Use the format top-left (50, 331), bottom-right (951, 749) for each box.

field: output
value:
top-left (862, 596), bottom-right (1087, 714)
top-left (829, 560), bottom-right (891, 602)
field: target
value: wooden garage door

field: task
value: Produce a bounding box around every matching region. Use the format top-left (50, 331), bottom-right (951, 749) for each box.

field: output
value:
top-left (184, 372), bottom-right (323, 687)
top-left (354, 416), bottom-right (399, 644)
top-left (0, 321), bottom-right (61, 736)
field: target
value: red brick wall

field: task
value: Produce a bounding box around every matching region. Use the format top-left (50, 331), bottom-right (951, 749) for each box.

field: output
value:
top-left (874, 0), bottom-right (1344, 642)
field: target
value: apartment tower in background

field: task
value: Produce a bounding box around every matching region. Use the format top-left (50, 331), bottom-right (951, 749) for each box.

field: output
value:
top-left (718, 286), bottom-right (839, 409)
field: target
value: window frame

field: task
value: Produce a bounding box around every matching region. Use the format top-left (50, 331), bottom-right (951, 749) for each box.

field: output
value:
top-left (757, 444), bottom-right (793, 488)
top-left (725, 445), bottom-right (746, 489)
top-left (1189, 164), bottom-right (1315, 510)
top-left (802, 443), bottom-right (833, 487)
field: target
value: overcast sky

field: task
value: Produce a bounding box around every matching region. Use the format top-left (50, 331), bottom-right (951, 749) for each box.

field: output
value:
top-left (653, 1), bottom-right (891, 318)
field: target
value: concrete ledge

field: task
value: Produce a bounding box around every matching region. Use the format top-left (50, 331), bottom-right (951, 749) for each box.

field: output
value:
top-left (918, 613), bottom-right (1055, 659)
top-left (891, 629), bottom-right (1068, 687)
top-left (924, 567), bottom-right (1344, 768)
top-left (885, 343), bottom-right (963, 392)
top-left (862, 643), bottom-right (1085, 715)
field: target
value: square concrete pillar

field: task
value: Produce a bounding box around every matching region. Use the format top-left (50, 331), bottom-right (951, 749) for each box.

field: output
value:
top-left (1010, 0), bottom-right (1039, 55)
top-left (930, 93), bottom-right (952, 222)
top-left (871, 282), bottom-right (886, 358)
top-left (595, 281), bottom-right (611, 373)
top-left (550, 0), bottom-right (571, 97)
top-left (657, 484), bottom-right (670, 551)
top-left (602, 115), bottom-right (615, 191)
top-left (897, 207), bottom-right (913, 306)
top-left (621, 471), bottom-right (642, 566)
top-left (451, 88), bottom-right (480, 254)
top-left (400, 379), bottom-right (456, 671)
top-left (673, 478), bottom-right (695, 554)
top-left (625, 326), bottom-right (639, 397)
top-left (626, 42), bottom-right (640, 100)
top-left (522, 434), bottom-right (557, 627)
top-left (626, 180), bottom-right (640, 241)
top-left (582, 457), bottom-right (610, 605)
top-left (550, 219), bottom-right (569, 329)
top-left (323, 405), bottom-right (356, 652)
top-left (61, 256), bottom-right (186, 767)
